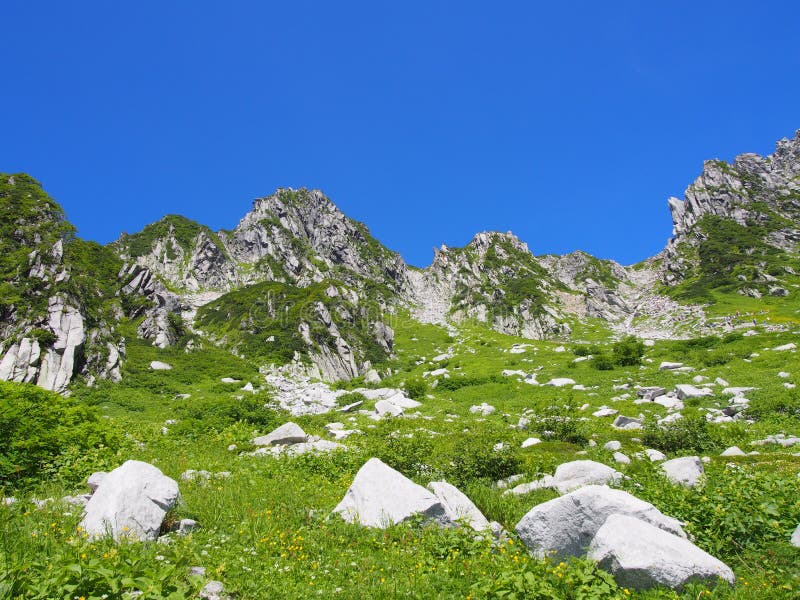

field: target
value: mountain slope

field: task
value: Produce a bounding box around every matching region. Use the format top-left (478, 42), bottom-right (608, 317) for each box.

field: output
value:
top-left (661, 131), bottom-right (800, 300)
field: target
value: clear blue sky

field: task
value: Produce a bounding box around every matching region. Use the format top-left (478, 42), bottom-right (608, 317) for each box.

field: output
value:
top-left (2, 1), bottom-right (798, 267)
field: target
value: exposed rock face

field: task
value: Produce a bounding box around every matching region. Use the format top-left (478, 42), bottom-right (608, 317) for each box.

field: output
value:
top-left (661, 131), bottom-right (800, 284)
top-left (80, 460), bottom-right (180, 541)
top-left (588, 514), bottom-right (735, 590)
top-left (409, 232), bottom-right (571, 339)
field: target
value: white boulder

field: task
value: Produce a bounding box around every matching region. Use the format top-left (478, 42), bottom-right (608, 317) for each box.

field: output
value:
top-left (331, 458), bottom-right (453, 528)
top-left (660, 456), bottom-right (704, 488)
top-left (515, 485), bottom-right (685, 559)
top-left (588, 514), bottom-right (734, 590)
top-left (149, 361), bottom-right (172, 371)
top-left (428, 481), bottom-right (490, 531)
top-left (552, 460), bottom-right (622, 494)
top-left (79, 460), bottom-right (179, 541)
top-left (252, 422), bottom-right (308, 446)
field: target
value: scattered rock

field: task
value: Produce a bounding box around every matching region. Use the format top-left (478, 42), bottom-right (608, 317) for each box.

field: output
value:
top-left (149, 361), bottom-right (172, 371)
top-left (660, 456), bottom-right (704, 488)
top-left (521, 437), bottom-right (542, 448)
top-left (645, 449), bottom-right (666, 462)
top-left (588, 514), bottom-right (734, 590)
top-left (252, 422), bottom-right (308, 446)
top-left (720, 446), bottom-right (746, 457)
top-left (612, 415), bottom-right (643, 430)
top-left (613, 452), bottom-right (631, 465)
top-left (545, 378), bottom-right (576, 387)
top-left (659, 362), bottom-right (683, 371)
top-left (674, 384), bottom-right (713, 400)
top-left (332, 458), bottom-right (453, 528)
top-left (80, 460), bottom-right (180, 541)
top-left (603, 441), bottom-right (622, 452)
top-left (515, 485), bottom-right (686, 559)
top-left (552, 460), bottom-right (623, 494)
top-left (469, 403), bottom-right (496, 416)
top-left (428, 481), bottom-right (490, 531)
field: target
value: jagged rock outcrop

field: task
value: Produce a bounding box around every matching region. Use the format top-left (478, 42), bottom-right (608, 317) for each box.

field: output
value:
top-left (0, 174), bottom-right (125, 392)
top-left (661, 131), bottom-right (800, 285)
top-left (409, 232), bottom-right (571, 339)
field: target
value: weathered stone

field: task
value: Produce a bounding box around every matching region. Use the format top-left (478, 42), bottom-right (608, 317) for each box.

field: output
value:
top-left (660, 456), bottom-right (704, 488)
top-left (515, 485), bottom-right (686, 559)
top-left (588, 514), bottom-right (735, 590)
top-left (332, 458), bottom-right (453, 528)
top-left (79, 460), bottom-right (180, 541)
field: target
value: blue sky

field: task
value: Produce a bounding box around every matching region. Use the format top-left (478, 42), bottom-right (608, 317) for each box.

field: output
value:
top-left (2, 1), bottom-right (798, 267)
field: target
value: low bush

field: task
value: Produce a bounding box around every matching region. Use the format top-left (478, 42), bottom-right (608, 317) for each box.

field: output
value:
top-left (611, 335), bottom-right (645, 367)
top-left (0, 381), bottom-right (121, 489)
top-left (171, 395), bottom-right (278, 436)
top-left (641, 413), bottom-right (718, 453)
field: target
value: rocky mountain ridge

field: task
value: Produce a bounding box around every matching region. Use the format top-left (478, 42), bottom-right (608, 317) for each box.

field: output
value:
top-left (2, 129), bottom-right (799, 390)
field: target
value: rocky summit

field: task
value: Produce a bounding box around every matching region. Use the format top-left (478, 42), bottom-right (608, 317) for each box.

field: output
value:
top-left (3, 130), bottom-right (800, 599)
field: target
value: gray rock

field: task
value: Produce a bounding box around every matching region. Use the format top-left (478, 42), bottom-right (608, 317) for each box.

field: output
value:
top-left (612, 415), bottom-right (643, 430)
top-left (252, 422), bottom-right (307, 446)
top-left (645, 449), bottom-right (666, 462)
top-left (79, 460), bottom-right (180, 541)
top-left (720, 446), bottom-right (746, 457)
top-left (588, 514), bottom-right (734, 590)
top-left (791, 524), bottom-right (800, 548)
top-left (515, 485), bottom-right (686, 559)
top-left (674, 384), bottom-right (713, 400)
top-left (149, 361), bottom-right (172, 371)
top-left (660, 456), bottom-right (704, 488)
top-left (552, 460), bottom-right (623, 494)
top-left (428, 481), bottom-right (490, 531)
top-left (87, 471), bottom-right (107, 493)
top-left (332, 458), bottom-right (453, 528)
top-left (603, 441), bottom-right (622, 452)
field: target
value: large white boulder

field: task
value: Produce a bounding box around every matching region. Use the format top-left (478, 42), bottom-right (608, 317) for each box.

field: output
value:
top-left (515, 485), bottom-right (685, 559)
top-left (552, 460), bottom-right (622, 494)
top-left (332, 458), bottom-right (453, 528)
top-left (79, 460), bottom-right (180, 541)
top-left (252, 422), bottom-right (308, 446)
top-left (588, 514), bottom-right (735, 590)
top-left (428, 481), bottom-right (490, 531)
top-left (660, 456), bottom-right (704, 488)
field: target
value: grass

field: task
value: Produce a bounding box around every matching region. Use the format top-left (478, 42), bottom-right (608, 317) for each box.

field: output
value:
top-left (3, 309), bottom-right (800, 598)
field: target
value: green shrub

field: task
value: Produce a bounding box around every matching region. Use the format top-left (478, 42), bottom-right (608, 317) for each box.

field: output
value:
top-left (611, 335), bottom-right (645, 367)
top-left (336, 391), bottom-right (368, 407)
top-left (443, 435), bottom-right (522, 487)
top-left (534, 403), bottom-right (588, 445)
top-left (625, 465), bottom-right (800, 559)
top-left (404, 378), bottom-right (428, 400)
top-left (0, 381), bottom-right (121, 488)
top-left (641, 413), bottom-right (718, 453)
top-left (590, 353), bottom-right (614, 371)
top-left (366, 433), bottom-right (436, 480)
top-left (171, 396), bottom-right (278, 436)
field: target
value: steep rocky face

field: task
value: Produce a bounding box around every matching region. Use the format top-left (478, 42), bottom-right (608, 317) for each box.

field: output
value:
top-left (116, 189), bottom-right (409, 294)
top-left (662, 131), bottom-right (800, 288)
top-left (0, 174), bottom-right (124, 392)
top-left (409, 232), bottom-right (571, 339)
top-left (194, 280), bottom-right (394, 381)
